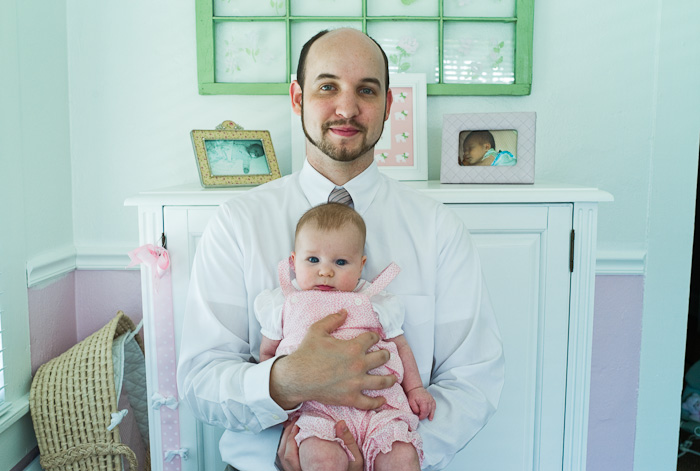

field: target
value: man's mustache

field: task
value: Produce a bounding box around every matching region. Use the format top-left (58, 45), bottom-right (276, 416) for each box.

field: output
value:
top-left (321, 119), bottom-right (367, 133)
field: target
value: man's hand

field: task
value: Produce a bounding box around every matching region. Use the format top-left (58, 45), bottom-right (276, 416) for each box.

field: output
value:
top-left (276, 419), bottom-right (363, 471)
top-left (335, 421), bottom-right (363, 471)
top-left (276, 418), bottom-right (301, 471)
top-left (270, 309), bottom-right (396, 410)
top-left (407, 386), bottom-right (436, 421)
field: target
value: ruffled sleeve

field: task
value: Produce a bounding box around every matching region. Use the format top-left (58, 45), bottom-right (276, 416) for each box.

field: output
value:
top-left (370, 290), bottom-right (405, 339)
top-left (253, 287), bottom-right (286, 340)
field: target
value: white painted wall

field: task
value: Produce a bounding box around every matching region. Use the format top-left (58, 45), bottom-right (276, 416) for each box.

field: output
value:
top-left (0, 0), bottom-right (73, 468)
top-left (635, 1), bottom-right (700, 469)
top-left (16, 0), bottom-right (74, 260)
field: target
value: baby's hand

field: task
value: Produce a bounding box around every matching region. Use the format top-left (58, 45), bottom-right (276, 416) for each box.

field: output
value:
top-left (407, 387), bottom-right (436, 421)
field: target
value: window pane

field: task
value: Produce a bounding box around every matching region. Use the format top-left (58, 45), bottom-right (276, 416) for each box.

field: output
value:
top-left (291, 22), bottom-right (363, 75)
top-left (443, 0), bottom-right (516, 18)
top-left (214, 0), bottom-right (286, 17)
top-left (367, 0), bottom-right (439, 17)
top-left (367, 21), bottom-right (439, 83)
top-left (291, 0), bottom-right (362, 16)
top-left (443, 21), bottom-right (515, 84)
top-left (215, 21), bottom-right (287, 83)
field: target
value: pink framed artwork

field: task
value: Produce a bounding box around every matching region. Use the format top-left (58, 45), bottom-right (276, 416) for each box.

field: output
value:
top-left (372, 74), bottom-right (428, 180)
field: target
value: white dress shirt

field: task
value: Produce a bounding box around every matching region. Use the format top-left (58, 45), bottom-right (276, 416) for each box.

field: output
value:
top-left (177, 160), bottom-right (504, 470)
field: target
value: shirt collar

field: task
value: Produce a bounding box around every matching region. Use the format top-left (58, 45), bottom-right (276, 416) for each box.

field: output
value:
top-left (298, 159), bottom-right (382, 216)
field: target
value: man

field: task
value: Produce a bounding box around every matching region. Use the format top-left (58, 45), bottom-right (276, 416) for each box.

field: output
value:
top-left (177, 28), bottom-right (504, 471)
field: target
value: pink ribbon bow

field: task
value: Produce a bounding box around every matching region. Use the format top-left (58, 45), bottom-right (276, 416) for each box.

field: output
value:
top-left (128, 244), bottom-right (170, 291)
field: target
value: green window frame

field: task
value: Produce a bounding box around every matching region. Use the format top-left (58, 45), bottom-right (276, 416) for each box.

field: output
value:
top-left (195, 0), bottom-right (534, 96)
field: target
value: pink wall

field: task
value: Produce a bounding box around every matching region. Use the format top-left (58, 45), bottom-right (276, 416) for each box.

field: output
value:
top-left (74, 270), bottom-right (143, 341)
top-left (587, 275), bottom-right (645, 471)
top-left (28, 273), bottom-right (77, 374)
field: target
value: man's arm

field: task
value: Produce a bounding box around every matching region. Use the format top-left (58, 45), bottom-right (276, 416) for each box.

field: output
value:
top-left (418, 206), bottom-right (505, 470)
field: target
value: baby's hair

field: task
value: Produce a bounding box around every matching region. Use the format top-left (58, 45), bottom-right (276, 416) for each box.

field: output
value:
top-left (464, 130), bottom-right (496, 150)
top-left (247, 142), bottom-right (264, 157)
top-left (295, 202), bottom-right (367, 247)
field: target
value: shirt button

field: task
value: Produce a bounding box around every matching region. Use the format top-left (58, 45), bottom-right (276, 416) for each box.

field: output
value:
top-left (290, 295), bottom-right (298, 304)
top-left (354, 297), bottom-right (363, 306)
top-left (272, 414), bottom-right (280, 420)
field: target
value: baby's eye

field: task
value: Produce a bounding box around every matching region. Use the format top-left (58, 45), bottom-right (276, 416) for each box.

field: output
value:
top-left (336, 259), bottom-right (348, 266)
top-left (308, 256), bottom-right (319, 263)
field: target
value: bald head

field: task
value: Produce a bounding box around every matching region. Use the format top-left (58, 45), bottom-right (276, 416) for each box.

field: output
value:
top-left (296, 28), bottom-right (390, 95)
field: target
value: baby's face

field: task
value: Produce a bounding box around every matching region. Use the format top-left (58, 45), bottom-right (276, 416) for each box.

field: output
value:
top-left (461, 138), bottom-right (490, 166)
top-left (292, 224), bottom-right (366, 292)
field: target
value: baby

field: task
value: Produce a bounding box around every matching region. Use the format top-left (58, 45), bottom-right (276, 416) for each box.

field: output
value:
top-left (460, 130), bottom-right (516, 167)
top-left (254, 202), bottom-right (435, 471)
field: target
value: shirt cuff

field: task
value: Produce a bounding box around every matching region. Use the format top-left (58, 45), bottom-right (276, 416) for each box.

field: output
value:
top-left (243, 355), bottom-right (301, 429)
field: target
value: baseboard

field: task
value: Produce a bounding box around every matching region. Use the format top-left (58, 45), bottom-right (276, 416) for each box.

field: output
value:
top-left (23, 456), bottom-right (42, 471)
top-left (25, 246), bottom-right (647, 288)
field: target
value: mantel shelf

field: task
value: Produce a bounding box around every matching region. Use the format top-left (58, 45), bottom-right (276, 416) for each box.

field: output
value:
top-left (125, 180), bottom-right (613, 207)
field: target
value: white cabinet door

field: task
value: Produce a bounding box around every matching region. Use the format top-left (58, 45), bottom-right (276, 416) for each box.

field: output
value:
top-left (164, 203), bottom-right (572, 471)
top-left (445, 204), bottom-right (572, 471)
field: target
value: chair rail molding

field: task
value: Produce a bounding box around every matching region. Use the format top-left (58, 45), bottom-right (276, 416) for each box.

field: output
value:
top-left (25, 245), bottom-right (76, 288)
top-left (26, 245), bottom-right (135, 288)
top-left (25, 244), bottom-right (644, 289)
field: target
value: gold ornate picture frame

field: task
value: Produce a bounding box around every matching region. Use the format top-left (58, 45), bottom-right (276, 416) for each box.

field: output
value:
top-left (191, 122), bottom-right (281, 187)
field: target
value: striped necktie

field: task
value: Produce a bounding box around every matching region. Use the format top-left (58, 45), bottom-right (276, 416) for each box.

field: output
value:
top-left (328, 186), bottom-right (354, 208)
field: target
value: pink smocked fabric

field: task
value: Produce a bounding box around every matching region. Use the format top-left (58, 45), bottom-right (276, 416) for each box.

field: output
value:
top-left (275, 258), bottom-right (423, 471)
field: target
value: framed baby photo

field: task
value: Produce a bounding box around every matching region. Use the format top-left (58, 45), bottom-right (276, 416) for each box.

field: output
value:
top-left (191, 121), bottom-right (281, 187)
top-left (291, 73), bottom-right (428, 181)
top-left (440, 112), bottom-right (536, 184)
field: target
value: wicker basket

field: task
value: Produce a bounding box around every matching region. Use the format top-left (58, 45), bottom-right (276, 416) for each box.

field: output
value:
top-left (30, 311), bottom-right (149, 471)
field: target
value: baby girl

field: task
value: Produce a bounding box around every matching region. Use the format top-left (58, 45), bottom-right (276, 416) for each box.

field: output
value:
top-left (254, 202), bottom-right (435, 471)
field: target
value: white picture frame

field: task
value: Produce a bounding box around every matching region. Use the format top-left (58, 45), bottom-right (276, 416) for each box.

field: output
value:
top-left (292, 73), bottom-right (428, 181)
top-left (440, 112), bottom-right (536, 184)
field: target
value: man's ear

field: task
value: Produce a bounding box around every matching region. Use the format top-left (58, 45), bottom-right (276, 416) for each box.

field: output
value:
top-left (384, 87), bottom-right (393, 122)
top-left (291, 80), bottom-right (303, 116)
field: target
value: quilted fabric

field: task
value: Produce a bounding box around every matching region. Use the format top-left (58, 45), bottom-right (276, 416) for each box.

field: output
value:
top-left (113, 331), bottom-right (150, 450)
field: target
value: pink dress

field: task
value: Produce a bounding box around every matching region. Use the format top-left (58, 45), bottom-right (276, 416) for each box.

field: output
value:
top-left (257, 259), bottom-right (422, 471)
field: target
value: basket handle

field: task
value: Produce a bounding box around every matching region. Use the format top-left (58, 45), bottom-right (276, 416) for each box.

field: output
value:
top-left (40, 442), bottom-right (138, 470)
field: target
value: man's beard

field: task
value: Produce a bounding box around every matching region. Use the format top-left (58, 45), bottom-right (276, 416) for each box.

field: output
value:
top-left (300, 103), bottom-right (385, 162)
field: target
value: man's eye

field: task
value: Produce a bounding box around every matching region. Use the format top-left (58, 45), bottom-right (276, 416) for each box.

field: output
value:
top-left (308, 257), bottom-right (319, 263)
top-left (320, 84), bottom-right (335, 91)
top-left (336, 259), bottom-right (347, 266)
top-left (359, 88), bottom-right (375, 95)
